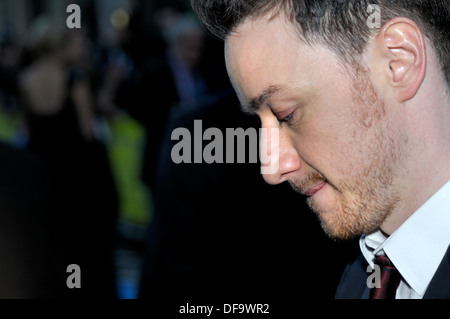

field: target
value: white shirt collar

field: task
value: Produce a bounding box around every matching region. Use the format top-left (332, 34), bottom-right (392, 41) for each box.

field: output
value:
top-left (360, 180), bottom-right (450, 298)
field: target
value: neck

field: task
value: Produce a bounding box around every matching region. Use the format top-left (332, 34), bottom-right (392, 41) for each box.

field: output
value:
top-left (381, 79), bottom-right (450, 235)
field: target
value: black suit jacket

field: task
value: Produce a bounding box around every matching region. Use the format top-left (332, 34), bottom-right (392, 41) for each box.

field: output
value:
top-left (335, 245), bottom-right (450, 299)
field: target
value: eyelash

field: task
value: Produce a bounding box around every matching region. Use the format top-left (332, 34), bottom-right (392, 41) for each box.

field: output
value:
top-left (277, 109), bottom-right (297, 125)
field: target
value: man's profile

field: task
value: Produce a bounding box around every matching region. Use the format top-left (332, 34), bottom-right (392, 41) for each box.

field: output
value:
top-left (190, 0), bottom-right (450, 299)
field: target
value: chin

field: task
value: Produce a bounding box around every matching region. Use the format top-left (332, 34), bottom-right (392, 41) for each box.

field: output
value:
top-left (319, 216), bottom-right (364, 241)
top-left (309, 196), bottom-right (384, 241)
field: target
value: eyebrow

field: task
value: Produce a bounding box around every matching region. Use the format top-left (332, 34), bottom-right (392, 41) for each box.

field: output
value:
top-left (243, 85), bottom-right (283, 114)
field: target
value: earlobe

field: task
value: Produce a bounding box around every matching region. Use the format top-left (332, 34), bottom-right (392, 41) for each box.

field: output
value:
top-left (379, 18), bottom-right (427, 102)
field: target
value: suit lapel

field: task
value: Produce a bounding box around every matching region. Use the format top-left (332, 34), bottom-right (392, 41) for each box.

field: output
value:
top-left (424, 245), bottom-right (450, 299)
top-left (335, 253), bottom-right (370, 299)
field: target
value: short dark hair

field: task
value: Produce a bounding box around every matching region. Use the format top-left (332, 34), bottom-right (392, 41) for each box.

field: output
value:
top-left (191, 0), bottom-right (450, 87)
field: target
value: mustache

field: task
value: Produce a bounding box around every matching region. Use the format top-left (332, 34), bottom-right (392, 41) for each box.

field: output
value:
top-left (288, 171), bottom-right (327, 195)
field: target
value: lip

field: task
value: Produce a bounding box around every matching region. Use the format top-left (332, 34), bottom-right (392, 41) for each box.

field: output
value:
top-left (303, 181), bottom-right (327, 197)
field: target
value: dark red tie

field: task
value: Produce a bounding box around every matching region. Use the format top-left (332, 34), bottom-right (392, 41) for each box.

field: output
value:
top-left (370, 255), bottom-right (402, 299)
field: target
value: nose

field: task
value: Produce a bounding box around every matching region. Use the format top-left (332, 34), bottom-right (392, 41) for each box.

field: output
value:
top-left (260, 126), bottom-right (302, 185)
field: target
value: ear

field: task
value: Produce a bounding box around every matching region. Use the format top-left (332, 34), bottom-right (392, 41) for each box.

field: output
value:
top-left (377, 17), bottom-right (427, 102)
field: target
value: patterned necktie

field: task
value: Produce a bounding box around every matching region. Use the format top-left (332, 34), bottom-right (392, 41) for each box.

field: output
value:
top-left (370, 255), bottom-right (402, 299)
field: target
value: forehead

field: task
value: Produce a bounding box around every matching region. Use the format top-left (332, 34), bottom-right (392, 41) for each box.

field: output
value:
top-left (225, 15), bottom-right (298, 84)
top-left (224, 13), bottom-right (342, 105)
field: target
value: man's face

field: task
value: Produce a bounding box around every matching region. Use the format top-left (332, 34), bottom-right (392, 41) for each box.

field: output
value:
top-left (225, 14), bottom-right (408, 240)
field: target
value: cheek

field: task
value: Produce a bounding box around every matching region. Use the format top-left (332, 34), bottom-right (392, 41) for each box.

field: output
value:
top-left (290, 106), bottom-right (364, 179)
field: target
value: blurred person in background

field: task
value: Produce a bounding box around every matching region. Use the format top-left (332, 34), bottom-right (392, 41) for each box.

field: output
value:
top-left (0, 30), bottom-right (64, 299)
top-left (138, 12), bottom-right (209, 190)
top-left (19, 16), bottom-right (119, 299)
top-left (164, 13), bottom-right (208, 113)
top-left (20, 16), bottom-right (97, 151)
top-left (109, 5), bottom-right (210, 191)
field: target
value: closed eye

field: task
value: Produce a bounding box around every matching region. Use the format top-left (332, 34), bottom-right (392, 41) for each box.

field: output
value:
top-left (278, 113), bottom-right (293, 124)
top-left (277, 108), bottom-right (298, 125)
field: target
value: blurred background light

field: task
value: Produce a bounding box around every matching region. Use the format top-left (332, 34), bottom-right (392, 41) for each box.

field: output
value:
top-left (110, 8), bottom-right (130, 31)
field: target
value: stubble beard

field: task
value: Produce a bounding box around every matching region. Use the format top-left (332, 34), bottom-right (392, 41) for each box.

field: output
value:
top-left (306, 139), bottom-right (402, 241)
top-left (291, 69), bottom-right (407, 240)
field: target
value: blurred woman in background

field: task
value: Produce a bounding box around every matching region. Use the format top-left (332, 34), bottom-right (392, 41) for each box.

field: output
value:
top-left (19, 17), bottom-right (119, 299)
